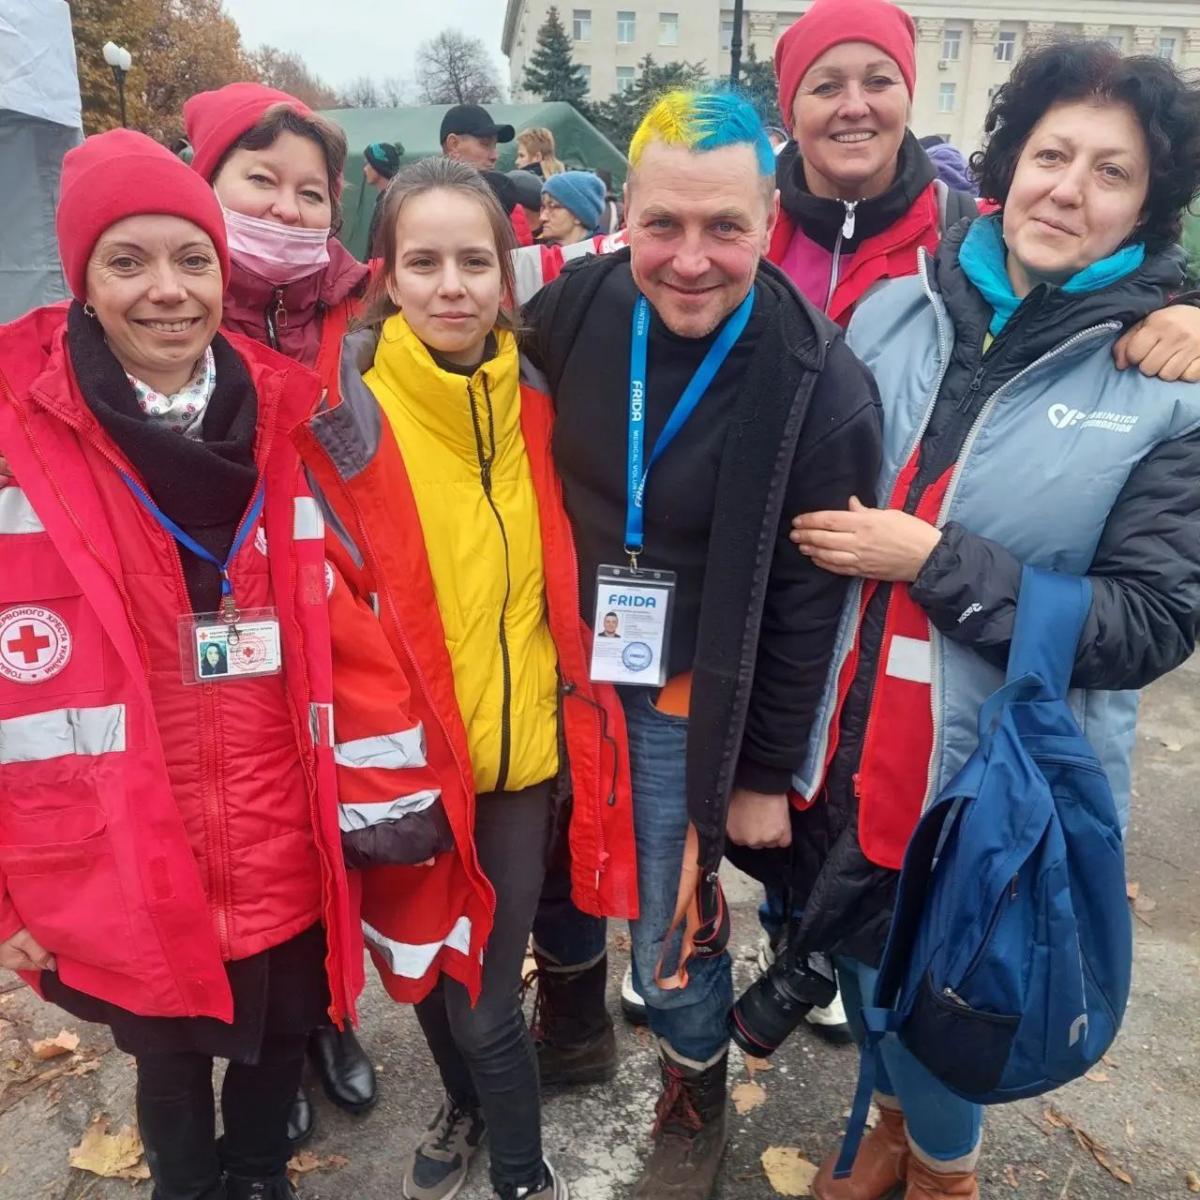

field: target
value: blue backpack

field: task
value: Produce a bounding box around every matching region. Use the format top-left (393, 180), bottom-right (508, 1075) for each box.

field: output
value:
top-left (837, 567), bottom-right (1132, 1175)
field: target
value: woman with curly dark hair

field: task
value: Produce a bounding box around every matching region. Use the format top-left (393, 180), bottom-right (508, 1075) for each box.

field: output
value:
top-left (787, 39), bottom-right (1200, 1200)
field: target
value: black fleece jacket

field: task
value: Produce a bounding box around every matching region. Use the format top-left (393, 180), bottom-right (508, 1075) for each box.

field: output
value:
top-left (523, 248), bottom-right (882, 869)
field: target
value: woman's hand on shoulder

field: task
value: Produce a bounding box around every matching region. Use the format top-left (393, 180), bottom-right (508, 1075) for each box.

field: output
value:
top-left (0, 928), bottom-right (55, 974)
top-left (790, 496), bottom-right (942, 582)
top-left (1113, 305), bottom-right (1200, 383)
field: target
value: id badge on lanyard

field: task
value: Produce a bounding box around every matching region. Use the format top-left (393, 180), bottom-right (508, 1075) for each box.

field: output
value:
top-left (591, 563), bottom-right (676, 686)
top-left (119, 472), bottom-right (284, 685)
top-left (588, 290), bottom-right (754, 688)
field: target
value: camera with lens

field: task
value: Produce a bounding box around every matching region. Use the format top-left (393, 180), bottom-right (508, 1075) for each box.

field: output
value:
top-left (729, 941), bottom-right (838, 1058)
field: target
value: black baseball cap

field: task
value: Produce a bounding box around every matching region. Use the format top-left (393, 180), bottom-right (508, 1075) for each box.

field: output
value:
top-left (440, 104), bottom-right (515, 146)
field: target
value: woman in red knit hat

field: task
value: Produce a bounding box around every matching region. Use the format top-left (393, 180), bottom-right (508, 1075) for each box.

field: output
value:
top-left (0, 128), bottom-right (367, 1200)
top-left (183, 80), bottom-right (378, 1140)
top-left (767, 0), bottom-right (1200, 378)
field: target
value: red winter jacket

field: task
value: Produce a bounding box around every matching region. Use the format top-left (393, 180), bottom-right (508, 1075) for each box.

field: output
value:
top-left (221, 240), bottom-right (371, 370)
top-left (0, 305), bottom-right (361, 1025)
top-left (295, 333), bottom-right (639, 1005)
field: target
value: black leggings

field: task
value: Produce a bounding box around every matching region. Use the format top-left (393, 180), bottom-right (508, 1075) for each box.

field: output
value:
top-left (415, 782), bottom-right (553, 1192)
top-left (136, 1034), bottom-right (307, 1200)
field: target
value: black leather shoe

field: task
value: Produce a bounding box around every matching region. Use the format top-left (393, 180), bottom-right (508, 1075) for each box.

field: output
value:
top-left (225, 1173), bottom-right (299, 1199)
top-left (308, 1024), bottom-right (377, 1113)
top-left (287, 1084), bottom-right (314, 1147)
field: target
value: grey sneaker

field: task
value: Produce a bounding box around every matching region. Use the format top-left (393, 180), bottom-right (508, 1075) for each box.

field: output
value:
top-left (402, 1096), bottom-right (486, 1200)
top-left (494, 1159), bottom-right (570, 1199)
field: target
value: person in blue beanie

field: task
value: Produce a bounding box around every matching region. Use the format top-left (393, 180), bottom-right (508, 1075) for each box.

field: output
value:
top-left (364, 140), bottom-right (403, 258)
top-left (539, 171), bottom-right (606, 246)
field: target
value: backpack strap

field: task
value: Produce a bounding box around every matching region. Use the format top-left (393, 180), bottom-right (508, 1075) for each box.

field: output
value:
top-left (934, 178), bottom-right (979, 234)
top-left (1005, 567), bottom-right (1093, 698)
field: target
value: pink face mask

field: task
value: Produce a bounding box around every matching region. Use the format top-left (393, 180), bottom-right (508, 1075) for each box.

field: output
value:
top-left (221, 205), bottom-right (331, 285)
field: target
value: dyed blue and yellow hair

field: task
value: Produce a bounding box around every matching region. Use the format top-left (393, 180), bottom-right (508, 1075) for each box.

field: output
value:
top-left (629, 91), bottom-right (775, 177)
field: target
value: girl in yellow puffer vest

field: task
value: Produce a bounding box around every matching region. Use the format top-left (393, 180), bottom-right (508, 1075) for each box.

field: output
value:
top-left (320, 156), bottom-right (637, 1200)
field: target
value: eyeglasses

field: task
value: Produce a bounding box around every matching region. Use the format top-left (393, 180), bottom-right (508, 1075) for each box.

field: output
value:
top-left (539, 198), bottom-right (566, 216)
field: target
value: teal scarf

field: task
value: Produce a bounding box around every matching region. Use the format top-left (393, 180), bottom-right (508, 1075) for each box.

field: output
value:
top-left (958, 215), bottom-right (1146, 337)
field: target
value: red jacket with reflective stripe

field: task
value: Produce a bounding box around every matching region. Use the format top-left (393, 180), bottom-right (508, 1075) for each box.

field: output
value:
top-left (0, 305), bottom-right (361, 1025)
top-left (296, 349), bottom-right (639, 1005)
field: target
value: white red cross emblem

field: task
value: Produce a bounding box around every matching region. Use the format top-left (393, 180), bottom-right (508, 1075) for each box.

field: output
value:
top-left (0, 606), bottom-right (73, 684)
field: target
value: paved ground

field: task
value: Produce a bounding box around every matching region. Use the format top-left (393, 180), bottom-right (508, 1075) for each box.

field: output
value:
top-left (2, 660), bottom-right (1198, 1199)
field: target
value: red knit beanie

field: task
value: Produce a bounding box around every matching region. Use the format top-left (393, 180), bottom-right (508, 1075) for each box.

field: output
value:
top-left (775, 0), bottom-right (917, 127)
top-left (183, 81), bottom-right (316, 185)
top-left (56, 129), bottom-right (230, 301)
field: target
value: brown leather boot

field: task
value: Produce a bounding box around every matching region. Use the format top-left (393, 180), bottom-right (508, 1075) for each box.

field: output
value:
top-left (904, 1156), bottom-right (980, 1200)
top-left (631, 1046), bottom-right (728, 1199)
top-left (813, 1106), bottom-right (909, 1200)
top-left (528, 951), bottom-right (617, 1087)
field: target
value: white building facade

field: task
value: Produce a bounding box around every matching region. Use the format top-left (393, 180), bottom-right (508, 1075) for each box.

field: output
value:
top-left (501, 1), bottom-right (1200, 152)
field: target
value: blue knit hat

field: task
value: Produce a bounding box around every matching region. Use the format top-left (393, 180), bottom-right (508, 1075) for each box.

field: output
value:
top-left (542, 171), bottom-right (606, 232)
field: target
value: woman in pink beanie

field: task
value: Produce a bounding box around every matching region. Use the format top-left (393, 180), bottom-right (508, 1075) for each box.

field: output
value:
top-left (183, 80), bottom-right (378, 1141)
top-left (766, 0), bottom-right (1200, 379)
top-left (0, 128), bottom-right (362, 1200)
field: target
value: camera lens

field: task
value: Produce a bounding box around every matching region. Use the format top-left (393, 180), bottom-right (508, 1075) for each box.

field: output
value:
top-left (728, 949), bottom-right (838, 1058)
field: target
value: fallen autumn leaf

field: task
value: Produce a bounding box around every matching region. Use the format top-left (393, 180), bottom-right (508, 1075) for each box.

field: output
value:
top-left (68, 1115), bottom-right (150, 1181)
top-left (30, 1030), bottom-right (79, 1061)
top-left (762, 1146), bottom-right (818, 1196)
top-left (731, 1081), bottom-right (767, 1114)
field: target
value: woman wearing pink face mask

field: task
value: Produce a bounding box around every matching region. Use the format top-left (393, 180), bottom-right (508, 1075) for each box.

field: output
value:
top-left (183, 81), bottom-right (376, 1145)
top-left (184, 83), bottom-right (372, 396)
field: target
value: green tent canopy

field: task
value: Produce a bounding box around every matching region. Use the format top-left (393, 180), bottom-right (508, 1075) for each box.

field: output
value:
top-left (319, 101), bottom-right (628, 260)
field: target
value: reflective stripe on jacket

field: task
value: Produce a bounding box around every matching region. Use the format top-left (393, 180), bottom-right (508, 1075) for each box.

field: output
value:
top-left (0, 304), bottom-right (361, 1025)
top-left (296, 327), bottom-right (639, 1004)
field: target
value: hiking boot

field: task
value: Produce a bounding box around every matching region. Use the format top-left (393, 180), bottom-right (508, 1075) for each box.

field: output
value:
top-left (402, 1095), bottom-right (486, 1200)
top-left (620, 964), bottom-right (649, 1027)
top-left (225, 1175), bottom-right (299, 1200)
top-left (813, 1106), bottom-right (908, 1200)
top-left (631, 1044), bottom-right (728, 1199)
top-left (493, 1159), bottom-right (570, 1199)
top-left (904, 1156), bottom-right (979, 1200)
top-left (528, 951), bottom-right (617, 1087)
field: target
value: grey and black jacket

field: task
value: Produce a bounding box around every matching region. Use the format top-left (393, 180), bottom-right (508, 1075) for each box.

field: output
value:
top-left (779, 219), bottom-right (1200, 965)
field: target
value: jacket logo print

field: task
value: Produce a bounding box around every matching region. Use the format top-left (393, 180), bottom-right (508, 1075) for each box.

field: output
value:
top-left (0, 605), bottom-right (73, 684)
top-left (1047, 404), bottom-right (1139, 434)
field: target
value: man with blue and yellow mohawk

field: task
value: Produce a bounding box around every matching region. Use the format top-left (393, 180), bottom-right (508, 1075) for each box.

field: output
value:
top-left (523, 89), bottom-right (883, 1200)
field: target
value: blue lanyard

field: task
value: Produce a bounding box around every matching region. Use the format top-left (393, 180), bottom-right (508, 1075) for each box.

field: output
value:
top-left (120, 472), bottom-right (266, 621)
top-left (625, 288), bottom-right (755, 564)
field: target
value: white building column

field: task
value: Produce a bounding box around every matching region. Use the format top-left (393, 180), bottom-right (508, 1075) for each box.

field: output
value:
top-left (913, 18), bottom-right (945, 139)
top-left (1183, 29), bottom-right (1200, 69)
top-left (961, 20), bottom-right (997, 151)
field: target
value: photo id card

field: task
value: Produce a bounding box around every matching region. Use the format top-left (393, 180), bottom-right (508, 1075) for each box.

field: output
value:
top-left (590, 565), bottom-right (676, 687)
top-left (180, 608), bottom-right (282, 684)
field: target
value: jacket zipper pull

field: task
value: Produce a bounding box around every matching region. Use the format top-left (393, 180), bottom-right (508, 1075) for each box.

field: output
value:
top-left (957, 366), bottom-right (986, 412)
top-left (264, 289), bottom-right (286, 349)
top-left (841, 200), bottom-right (859, 240)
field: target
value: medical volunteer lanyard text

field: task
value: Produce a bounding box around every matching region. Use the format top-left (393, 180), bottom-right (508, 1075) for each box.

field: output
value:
top-left (625, 288), bottom-right (755, 567)
top-left (120, 472), bottom-right (265, 626)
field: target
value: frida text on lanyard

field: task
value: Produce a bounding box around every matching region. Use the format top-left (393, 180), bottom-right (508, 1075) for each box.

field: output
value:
top-left (589, 286), bottom-right (755, 688)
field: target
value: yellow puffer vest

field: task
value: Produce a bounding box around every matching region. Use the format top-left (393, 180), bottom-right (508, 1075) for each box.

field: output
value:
top-left (365, 314), bottom-right (560, 794)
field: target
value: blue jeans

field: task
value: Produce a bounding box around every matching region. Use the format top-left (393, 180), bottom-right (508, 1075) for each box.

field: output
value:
top-left (533, 690), bottom-right (732, 1063)
top-left (836, 956), bottom-right (983, 1162)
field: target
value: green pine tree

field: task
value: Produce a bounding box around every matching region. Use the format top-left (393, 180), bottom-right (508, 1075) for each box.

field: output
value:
top-left (522, 5), bottom-right (588, 110)
top-left (591, 54), bottom-right (709, 154)
top-left (738, 43), bottom-right (780, 130)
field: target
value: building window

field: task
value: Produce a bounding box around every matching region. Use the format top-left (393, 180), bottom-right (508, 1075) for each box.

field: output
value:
top-left (1105, 34), bottom-right (1125, 51)
top-left (720, 18), bottom-right (734, 50)
top-left (579, 64), bottom-right (591, 93)
top-left (616, 66), bottom-right (636, 93)
top-left (1158, 35), bottom-right (1177, 60)
top-left (660, 12), bottom-right (679, 46)
top-left (995, 31), bottom-right (1016, 62)
top-left (617, 11), bottom-right (636, 44)
top-left (938, 83), bottom-right (956, 114)
top-left (572, 9), bottom-right (591, 41)
top-left (941, 29), bottom-right (962, 61)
